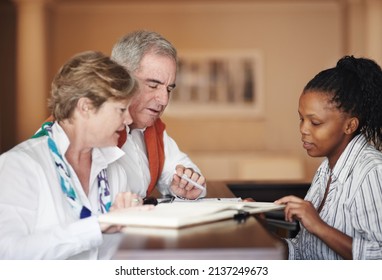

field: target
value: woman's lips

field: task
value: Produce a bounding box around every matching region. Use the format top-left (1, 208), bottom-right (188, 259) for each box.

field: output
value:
top-left (302, 141), bottom-right (314, 150)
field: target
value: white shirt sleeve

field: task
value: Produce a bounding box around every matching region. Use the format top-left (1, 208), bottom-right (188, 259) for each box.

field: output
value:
top-left (156, 130), bottom-right (204, 197)
top-left (0, 144), bottom-right (103, 259)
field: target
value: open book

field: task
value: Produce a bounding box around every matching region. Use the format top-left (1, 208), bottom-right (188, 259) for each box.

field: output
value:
top-left (98, 200), bottom-right (285, 229)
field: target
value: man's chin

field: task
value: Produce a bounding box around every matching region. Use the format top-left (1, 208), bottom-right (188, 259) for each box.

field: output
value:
top-left (132, 118), bottom-right (157, 129)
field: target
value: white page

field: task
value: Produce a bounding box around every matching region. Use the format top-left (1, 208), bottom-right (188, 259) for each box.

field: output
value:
top-left (98, 201), bottom-right (285, 229)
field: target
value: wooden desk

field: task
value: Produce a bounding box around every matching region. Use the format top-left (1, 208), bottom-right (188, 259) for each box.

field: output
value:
top-left (113, 181), bottom-right (286, 260)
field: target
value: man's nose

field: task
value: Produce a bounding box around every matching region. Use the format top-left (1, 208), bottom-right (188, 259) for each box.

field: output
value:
top-left (155, 87), bottom-right (169, 106)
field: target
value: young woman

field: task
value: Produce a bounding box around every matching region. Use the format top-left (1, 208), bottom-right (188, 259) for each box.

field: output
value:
top-left (276, 56), bottom-right (382, 260)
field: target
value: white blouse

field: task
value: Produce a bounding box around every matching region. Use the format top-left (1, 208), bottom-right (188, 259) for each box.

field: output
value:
top-left (0, 123), bottom-right (126, 259)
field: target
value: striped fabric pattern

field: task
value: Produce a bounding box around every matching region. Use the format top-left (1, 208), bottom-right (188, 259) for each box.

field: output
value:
top-left (286, 135), bottom-right (382, 259)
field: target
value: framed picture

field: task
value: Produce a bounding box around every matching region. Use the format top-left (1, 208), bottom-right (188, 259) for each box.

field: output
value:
top-left (165, 50), bottom-right (264, 118)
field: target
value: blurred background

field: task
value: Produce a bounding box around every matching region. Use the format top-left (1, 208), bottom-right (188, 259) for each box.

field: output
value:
top-left (1, 0), bottom-right (382, 182)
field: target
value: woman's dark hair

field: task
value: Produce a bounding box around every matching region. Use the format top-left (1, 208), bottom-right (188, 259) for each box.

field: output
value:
top-left (303, 55), bottom-right (382, 150)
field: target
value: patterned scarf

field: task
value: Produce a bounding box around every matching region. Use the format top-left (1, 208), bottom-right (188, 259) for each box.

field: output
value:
top-left (33, 122), bottom-right (111, 219)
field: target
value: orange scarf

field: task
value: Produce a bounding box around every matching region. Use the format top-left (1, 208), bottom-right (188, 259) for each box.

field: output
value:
top-left (142, 118), bottom-right (166, 196)
top-left (118, 119), bottom-right (166, 195)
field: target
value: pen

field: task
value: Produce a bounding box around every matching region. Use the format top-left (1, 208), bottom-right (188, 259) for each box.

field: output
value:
top-left (179, 174), bottom-right (206, 191)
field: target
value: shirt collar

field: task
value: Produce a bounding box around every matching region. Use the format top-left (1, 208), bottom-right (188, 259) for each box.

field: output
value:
top-left (130, 127), bottom-right (146, 134)
top-left (331, 134), bottom-right (368, 183)
top-left (51, 122), bottom-right (125, 167)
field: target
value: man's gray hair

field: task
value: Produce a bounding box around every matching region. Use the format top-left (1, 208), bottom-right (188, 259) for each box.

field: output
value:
top-left (111, 30), bottom-right (177, 73)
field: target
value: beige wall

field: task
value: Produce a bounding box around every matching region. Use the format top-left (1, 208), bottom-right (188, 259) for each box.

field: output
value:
top-left (8, 0), bottom-right (382, 181)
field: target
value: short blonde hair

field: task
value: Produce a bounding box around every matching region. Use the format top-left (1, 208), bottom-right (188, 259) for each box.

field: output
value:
top-left (49, 51), bottom-right (136, 121)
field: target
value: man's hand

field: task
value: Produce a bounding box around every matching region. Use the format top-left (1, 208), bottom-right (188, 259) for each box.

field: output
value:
top-left (170, 165), bottom-right (206, 200)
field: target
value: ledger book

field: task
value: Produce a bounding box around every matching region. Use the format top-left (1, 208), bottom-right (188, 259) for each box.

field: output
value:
top-left (98, 201), bottom-right (285, 229)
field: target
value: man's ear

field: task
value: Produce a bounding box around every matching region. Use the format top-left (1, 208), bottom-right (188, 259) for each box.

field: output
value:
top-left (345, 117), bottom-right (359, 135)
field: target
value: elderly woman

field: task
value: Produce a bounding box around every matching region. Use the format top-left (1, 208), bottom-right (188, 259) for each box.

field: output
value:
top-left (0, 51), bottom-right (150, 259)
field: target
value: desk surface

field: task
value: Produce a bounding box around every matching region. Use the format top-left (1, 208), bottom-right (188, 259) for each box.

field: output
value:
top-left (113, 181), bottom-right (286, 260)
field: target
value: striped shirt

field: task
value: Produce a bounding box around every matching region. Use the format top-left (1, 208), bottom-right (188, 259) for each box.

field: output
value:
top-left (286, 135), bottom-right (382, 259)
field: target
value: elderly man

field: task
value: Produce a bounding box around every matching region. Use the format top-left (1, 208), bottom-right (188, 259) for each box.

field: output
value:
top-left (111, 30), bottom-right (206, 200)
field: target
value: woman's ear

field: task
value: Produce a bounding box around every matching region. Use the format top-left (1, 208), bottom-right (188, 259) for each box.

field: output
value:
top-left (345, 117), bottom-right (359, 135)
top-left (77, 97), bottom-right (92, 116)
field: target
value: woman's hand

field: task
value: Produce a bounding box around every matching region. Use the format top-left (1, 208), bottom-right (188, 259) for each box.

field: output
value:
top-left (100, 191), bottom-right (154, 233)
top-left (110, 191), bottom-right (144, 210)
top-left (275, 195), bottom-right (325, 234)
